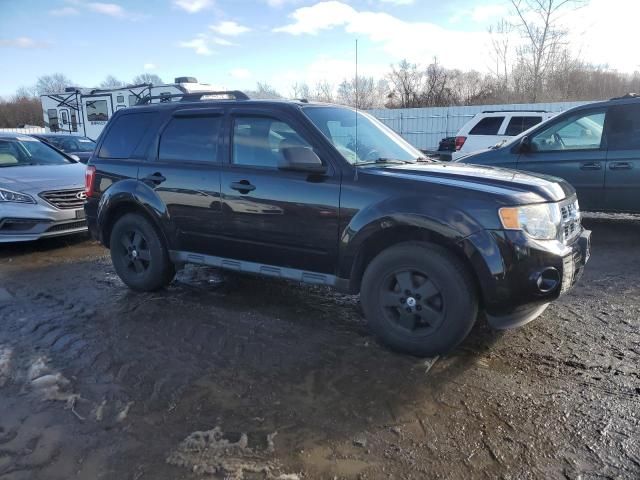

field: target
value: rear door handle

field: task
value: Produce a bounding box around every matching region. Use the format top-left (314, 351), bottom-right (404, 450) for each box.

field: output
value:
top-left (580, 162), bottom-right (602, 170)
top-left (143, 172), bottom-right (166, 184)
top-left (230, 180), bottom-right (256, 193)
top-left (609, 161), bottom-right (633, 170)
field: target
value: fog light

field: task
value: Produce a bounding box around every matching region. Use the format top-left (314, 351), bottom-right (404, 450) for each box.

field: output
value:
top-left (532, 268), bottom-right (560, 294)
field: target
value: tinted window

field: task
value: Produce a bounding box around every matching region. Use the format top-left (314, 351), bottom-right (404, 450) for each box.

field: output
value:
top-left (99, 112), bottom-right (155, 159)
top-left (233, 116), bottom-right (312, 168)
top-left (531, 111), bottom-right (605, 152)
top-left (505, 116), bottom-right (542, 136)
top-left (159, 116), bottom-right (221, 163)
top-left (86, 100), bottom-right (109, 121)
top-left (469, 116), bottom-right (505, 135)
top-left (607, 104), bottom-right (640, 150)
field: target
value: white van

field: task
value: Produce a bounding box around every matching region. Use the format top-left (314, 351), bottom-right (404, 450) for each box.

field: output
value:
top-left (451, 110), bottom-right (557, 160)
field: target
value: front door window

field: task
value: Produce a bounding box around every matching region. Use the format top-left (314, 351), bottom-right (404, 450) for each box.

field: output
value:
top-left (531, 111), bottom-right (605, 152)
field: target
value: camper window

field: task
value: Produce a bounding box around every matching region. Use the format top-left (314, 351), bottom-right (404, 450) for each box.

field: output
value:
top-left (71, 111), bottom-right (78, 132)
top-left (117, 95), bottom-right (124, 103)
top-left (86, 100), bottom-right (109, 122)
top-left (48, 109), bottom-right (59, 132)
top-left (61, 111), bottom-right (69, 125)
top-left (129, 95), bottom-right (138, 107)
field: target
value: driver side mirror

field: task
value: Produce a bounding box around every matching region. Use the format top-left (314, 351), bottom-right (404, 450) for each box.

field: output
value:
top-left (518, 135), bottom-right (532, 153)
top-left (279, 147), bottom-right (326, 174)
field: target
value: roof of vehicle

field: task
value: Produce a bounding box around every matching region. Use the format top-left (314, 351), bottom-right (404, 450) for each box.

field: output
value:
top-left (33, 133), bottom-right (94, 139)
top-left (0, 132), bottom-right (40, 140)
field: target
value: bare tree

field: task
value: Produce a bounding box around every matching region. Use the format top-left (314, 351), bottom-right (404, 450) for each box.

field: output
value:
top-left (290, 82), bottom-right (311, 99)
top-left (488, 19), bottom-right (514, 92)
top-left (312, 80), bottom-right (334, 103)
top-left (132, 73), bottom-right (164, 85)
top-left (100, 75), bottom-right (126, 89)
top-left (35, 73), bottom-right (74, 95)
top-left (510, 0), bottom-right (583, 102)
top-left (336, 76), bottom-right (384, 109)
top-left (387, 60), bottom-right (423, 108)
top-left (247, 82), bottom-right (282, 99)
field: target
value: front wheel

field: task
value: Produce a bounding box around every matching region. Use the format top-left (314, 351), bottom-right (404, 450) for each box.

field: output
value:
top-left (360, 242), bottom-right (478, 357)
top-left (110, 213), bottom-right (175, 292)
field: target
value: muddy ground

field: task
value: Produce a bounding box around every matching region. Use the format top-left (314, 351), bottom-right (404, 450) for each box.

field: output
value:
top-left (0, 216), bottom-right (638, 479)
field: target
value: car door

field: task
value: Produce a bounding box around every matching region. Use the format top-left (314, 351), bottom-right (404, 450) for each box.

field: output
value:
top-left (516, 108), bottom-right (607, 211)
top-left (137, 108), bottom-right (225, 254)
top-left (83, 95), bottom-right (113, 140)
top-left (219, 108), bottom-right (341, 274)
top-left (604, 103), bottom-right (640, 212)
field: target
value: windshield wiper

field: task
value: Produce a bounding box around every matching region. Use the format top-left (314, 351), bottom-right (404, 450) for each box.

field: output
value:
top-left (356, 157), bottom-right (413, 166)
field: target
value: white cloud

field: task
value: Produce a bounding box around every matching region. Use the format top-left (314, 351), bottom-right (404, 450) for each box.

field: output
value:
top-left (173, 0), bottom-right (213, 13)
top-left (0, 37), bottom-right (49, 49)
top-left (274, 2), bottom-right (491, 71)
top-left (213, 37), bottom-right (235, 46)
top-left (469, 4), bottom-right (509, 22)
top-left (379, 0), bottom-right (414, 5)
top-left (179, 35), bottom-right (214, 55)
top-left (210, 21), bottom-right (251, 36)
top-left (230, 68), bottom-right (251, 80)
top-left (87, 2), bottom-right (126, 17)
top-left (49, 6), bottom-right (79, 16)
top-left (143, 63), bottom-right (157, 70)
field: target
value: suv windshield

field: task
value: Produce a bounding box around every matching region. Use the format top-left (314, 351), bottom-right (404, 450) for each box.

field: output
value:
top-left (0, 137), bottom-right (73, 167)
top-left (303, 106), bottom-right (424, 165)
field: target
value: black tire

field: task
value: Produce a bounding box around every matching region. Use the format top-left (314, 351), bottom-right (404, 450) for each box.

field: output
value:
top-left (109, 213), bottom-right (175, 292)
top-left (360, 241), bottom-right (478, 357)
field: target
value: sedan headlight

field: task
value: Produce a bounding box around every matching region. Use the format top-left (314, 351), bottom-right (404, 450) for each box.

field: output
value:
top-left (0, 188), bottom-right (36, 204)
top-left (499, 203), bottom-right (561, 240)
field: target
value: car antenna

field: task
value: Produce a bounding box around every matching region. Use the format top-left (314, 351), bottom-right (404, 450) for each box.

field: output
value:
top-left (354, 38), bottom-right (359, 181)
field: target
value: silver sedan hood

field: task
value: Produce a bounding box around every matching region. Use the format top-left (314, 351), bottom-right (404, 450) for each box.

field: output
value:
top-left (0, 163), bottom-right (85, 194)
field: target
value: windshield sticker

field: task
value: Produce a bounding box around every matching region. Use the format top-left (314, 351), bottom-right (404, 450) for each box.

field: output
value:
top-left (17, 136), bottom-right (38, 142)
top-left (78, 139), bottom-right (92, 143)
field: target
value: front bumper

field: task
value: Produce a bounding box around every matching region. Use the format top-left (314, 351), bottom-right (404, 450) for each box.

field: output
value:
top-left (0, 200), bottom-right (87, 243)
top-left (460, 228), bottom-right (591, 329)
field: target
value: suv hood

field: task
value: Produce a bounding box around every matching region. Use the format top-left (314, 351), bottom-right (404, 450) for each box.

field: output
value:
top-left (368, 162), bottom-right (573, 203)
top-left (0, 163), bottom-right (85, 194)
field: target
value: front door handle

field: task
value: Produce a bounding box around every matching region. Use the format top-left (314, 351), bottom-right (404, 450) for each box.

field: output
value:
top-left (609, 161), bottom-right (633, 170)
top-left (230, 180), bottom-right (256, 193)
top-left (143, 172), bottom-right (166, 184)
top-left (580, 162), bottom-right (602, 171)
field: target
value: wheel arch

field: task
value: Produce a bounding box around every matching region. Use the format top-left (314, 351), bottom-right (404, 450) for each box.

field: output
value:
top-left (346, 224), bottom-right (483, 305)
top-left (97, 181), bottom-right (172, 250)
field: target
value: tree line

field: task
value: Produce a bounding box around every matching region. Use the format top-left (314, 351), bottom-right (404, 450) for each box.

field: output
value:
top-left (2, 0), bottom-right (639, 127)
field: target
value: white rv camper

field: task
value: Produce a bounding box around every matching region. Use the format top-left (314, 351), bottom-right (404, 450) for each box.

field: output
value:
top-left (40, 77), bottom-right (218, 140)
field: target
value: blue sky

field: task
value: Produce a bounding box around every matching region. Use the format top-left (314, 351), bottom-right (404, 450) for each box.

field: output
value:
top-left (0, 0), bottom-right (637, 97)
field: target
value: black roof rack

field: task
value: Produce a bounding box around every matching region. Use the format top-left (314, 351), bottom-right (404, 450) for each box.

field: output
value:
top-left (482, 109), bottom-right (548, 113)
top-left (610, 93), bottom-right (639, 100)
top-left (136, 90), bottom-right (249, 105)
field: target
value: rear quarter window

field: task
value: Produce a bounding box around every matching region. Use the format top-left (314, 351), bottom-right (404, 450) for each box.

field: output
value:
top-left (504, 116), bottom-right (543, 136)
top-left (99, 112), bottom-right (155, 159)
top-left (469, 117), bottom-right (505, 135)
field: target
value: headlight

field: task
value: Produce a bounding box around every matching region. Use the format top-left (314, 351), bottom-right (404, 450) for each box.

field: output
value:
top-left (499, 203), bottom-right (561, 240)
top-left (0, 188), bottom-right (36, 204)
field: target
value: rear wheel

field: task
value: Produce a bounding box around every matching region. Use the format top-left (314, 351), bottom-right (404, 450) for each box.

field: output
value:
top-left (360, 242), bottom-right (478, 357)
top-left (110, 213), bottom-right (175, 292)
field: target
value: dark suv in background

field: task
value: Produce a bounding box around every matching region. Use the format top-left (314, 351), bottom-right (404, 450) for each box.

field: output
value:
top-left (85, 92), bottom-right (590, 356)
top-left (456, 95), bottom-right (640, 213)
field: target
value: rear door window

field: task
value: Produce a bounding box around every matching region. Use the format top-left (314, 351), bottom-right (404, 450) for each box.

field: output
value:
top-left (505, 116), bottom-right (543, 136)
top-left (469, 117), bottom-right (505, 135)
top-left (606, 104), bottom-right (640, 150)
top-left (98, 112), bottom-right (155, 159)
top-left (158, 116), bottom-right (222, 163)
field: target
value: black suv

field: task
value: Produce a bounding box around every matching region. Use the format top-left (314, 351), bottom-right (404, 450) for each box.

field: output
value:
top-left (85, 92), bottom-right (591, 356)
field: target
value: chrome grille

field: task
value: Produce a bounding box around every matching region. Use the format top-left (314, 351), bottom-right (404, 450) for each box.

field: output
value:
top-left (40, 189), bottom-right (86, 209)
top-left (560, 199), bottom-right (581, 243)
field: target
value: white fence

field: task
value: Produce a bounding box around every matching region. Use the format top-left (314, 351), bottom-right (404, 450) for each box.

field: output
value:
top-left (0, 126), bottom-right (46, 135)
top-left (368, 101), bottom-right (593, 151)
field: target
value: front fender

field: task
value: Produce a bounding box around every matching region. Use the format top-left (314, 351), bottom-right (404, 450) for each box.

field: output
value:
top-left (97, 179), bottom-right (174, 247)
top-left (338, 195), bottom-right (486, 279)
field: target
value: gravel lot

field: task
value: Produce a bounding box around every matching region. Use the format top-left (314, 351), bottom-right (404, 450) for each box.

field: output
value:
top-left (0, 216), bottom-right (638, 480)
